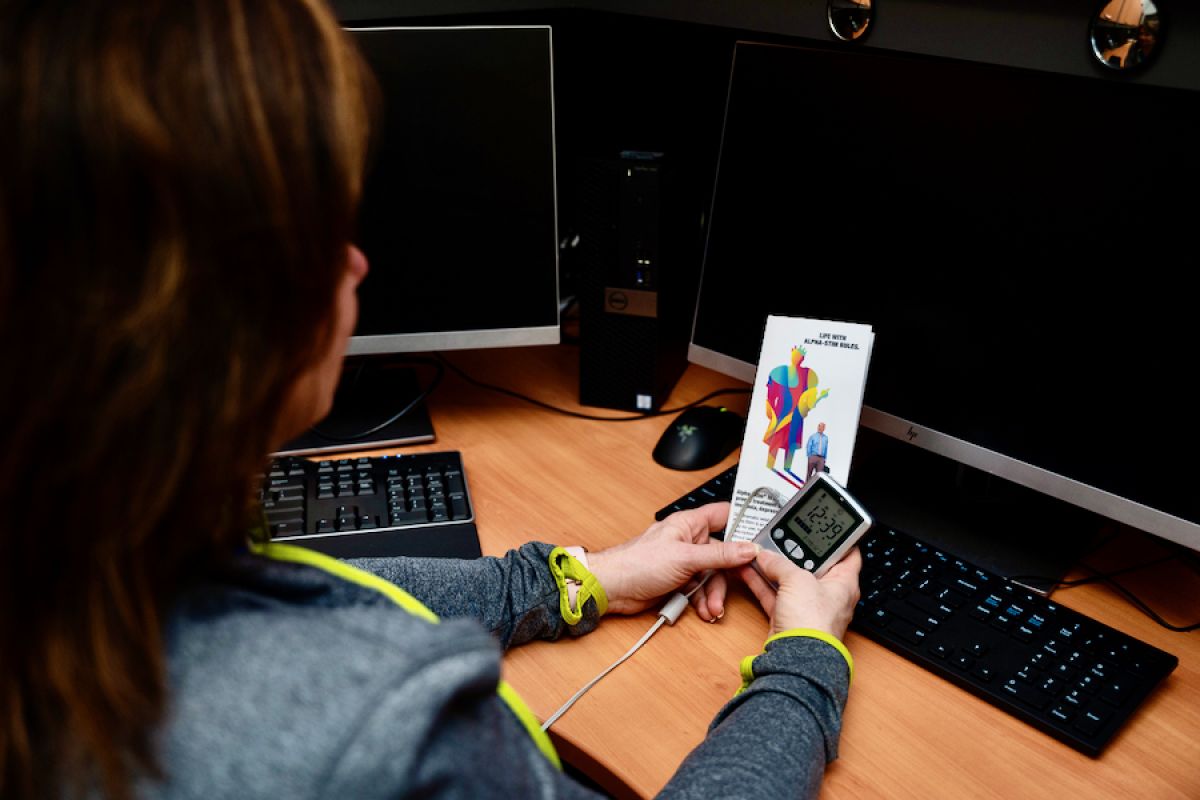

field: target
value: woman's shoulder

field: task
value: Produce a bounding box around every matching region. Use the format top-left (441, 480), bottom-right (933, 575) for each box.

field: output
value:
top-left (152, 554), bottom-right (501, 797)
top-left (166, 550), bottom-right (501, 688)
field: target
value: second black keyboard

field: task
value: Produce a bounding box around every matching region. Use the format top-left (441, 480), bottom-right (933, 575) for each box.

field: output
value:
top-left (261, 450), bottom-right (482, 559)
top-left (655, 466), bottom-right (1178, 756)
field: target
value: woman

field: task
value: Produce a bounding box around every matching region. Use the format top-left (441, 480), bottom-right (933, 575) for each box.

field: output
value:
top-left (0, 2), bottom-right (861, 798)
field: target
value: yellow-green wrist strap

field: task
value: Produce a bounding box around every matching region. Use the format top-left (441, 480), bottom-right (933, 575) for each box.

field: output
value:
top-left (736, 628), bottom-right (854, 695)
top-left (548, 546), bottom-right (608, 623)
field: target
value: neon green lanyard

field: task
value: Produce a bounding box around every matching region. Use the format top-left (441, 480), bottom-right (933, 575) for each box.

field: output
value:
top-left (249, 540), bottom-right (562, 770)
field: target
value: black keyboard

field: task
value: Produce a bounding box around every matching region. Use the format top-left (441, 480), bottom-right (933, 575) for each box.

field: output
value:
top-left (654, 465), bottom-right (739, 521)
top-left (261, 451), bottom-right (482, 559)
top-left (655, 466), bottom-right (1178, 756)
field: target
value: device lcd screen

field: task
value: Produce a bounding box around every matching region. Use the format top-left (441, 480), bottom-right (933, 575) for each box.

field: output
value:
top-left (785, 488), bottom-right (861, 558)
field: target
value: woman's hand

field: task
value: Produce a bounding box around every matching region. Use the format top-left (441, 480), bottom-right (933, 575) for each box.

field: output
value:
top-left (586, 503), bottom-right (760, 620)
top-left (737, 548), bottom-right (862, 639)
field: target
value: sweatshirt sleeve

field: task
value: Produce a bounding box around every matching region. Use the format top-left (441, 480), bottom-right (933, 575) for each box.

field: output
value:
top-left (346, 542), bottom-right (602, 649)
top-left (655, 636), bottom-right (851, 800)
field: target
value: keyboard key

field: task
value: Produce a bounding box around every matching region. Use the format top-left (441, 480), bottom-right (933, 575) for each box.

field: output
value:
top-left (887, 619), bottom-right (929, 646)
top-left (1049, 704), bottom-right (1074, 723)
top-left (1052, 663), bottom-right (1078, 682)
top-left (1075, 707), bottom-right (1111, 737)
top-left (1101, 680), bottom-right (1131, 706)
top-left (905, 591), bottom-right (953, 620)
top-left (274, 487), bottom-right (305, 504)
top-left (1062, 690), bottom-right (1086, 708)
top-left (1013, 624), bottom-right (1037, 642)
top-left (1003, 679), bottom-right (1051, 711)
top-left (884, 600), bottom-right (939, 631)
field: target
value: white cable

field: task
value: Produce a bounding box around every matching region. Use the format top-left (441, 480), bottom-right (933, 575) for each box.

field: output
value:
top-left (727, 485), bottom-right (786, 543)
top-left (541, 489), bottom-right (786, 731)
top-left (542, 576), bottom-right (717, 731)
top-left (541, 615), bottom-right (667, 730)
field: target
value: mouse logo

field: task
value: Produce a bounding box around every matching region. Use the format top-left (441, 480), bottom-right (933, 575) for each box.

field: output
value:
top-left (676, 424), bottom-right (697, 441)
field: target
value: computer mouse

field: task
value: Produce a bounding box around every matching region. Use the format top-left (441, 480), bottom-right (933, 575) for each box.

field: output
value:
top-left (652, 406), bottom-right (745, 471)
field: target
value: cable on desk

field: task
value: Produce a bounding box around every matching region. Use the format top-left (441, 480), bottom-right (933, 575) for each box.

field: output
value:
top-left (1010, 553), bottom-right (1200, 633)
top-left (541, 576), bottom-right (712, 732)
top-left (542, 489), bottom-right (783, 731)
top-left (1086, 571), bottom-right (1200, 633)
top-left (541, 616), bottom-right (667, 731)
top-left (436, 353), bottom-right (751, 422)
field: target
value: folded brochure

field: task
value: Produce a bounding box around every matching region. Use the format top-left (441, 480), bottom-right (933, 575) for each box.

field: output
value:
top-left (725, 315), bottom-right (875, 542)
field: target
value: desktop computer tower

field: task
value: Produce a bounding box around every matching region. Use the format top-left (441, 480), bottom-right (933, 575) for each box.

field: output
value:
top-left (575, 153), bottom-right (702, 411)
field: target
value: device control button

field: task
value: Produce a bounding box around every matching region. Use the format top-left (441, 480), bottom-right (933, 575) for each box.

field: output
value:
top-left (773, 528), bottom-right (785, 541)
top-left (804, 559), bottom-right (815, 570)
top-left (783, 539), bottom-right (799, 555)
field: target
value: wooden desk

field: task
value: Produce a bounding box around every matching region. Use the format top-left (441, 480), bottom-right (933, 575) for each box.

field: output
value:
top-left (367, 344), bottom-right (1200, 799)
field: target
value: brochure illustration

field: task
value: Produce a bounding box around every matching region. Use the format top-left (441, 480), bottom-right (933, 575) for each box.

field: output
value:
top-left (725, 315), bottom-right (875, 542)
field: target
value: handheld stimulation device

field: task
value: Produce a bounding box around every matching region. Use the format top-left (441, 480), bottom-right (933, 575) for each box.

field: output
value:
top-left (752, 473), bottom-right (872, 581)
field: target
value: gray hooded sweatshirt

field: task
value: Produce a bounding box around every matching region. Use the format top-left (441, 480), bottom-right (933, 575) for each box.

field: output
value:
top-left (139, 541), bottom-right (850, 799)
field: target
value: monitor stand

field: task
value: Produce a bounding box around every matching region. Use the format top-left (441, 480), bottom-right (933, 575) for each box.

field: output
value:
top-left (846, 427), bottom-right (1103, 595)
top-left (274, 358), bottom-right (436, 457)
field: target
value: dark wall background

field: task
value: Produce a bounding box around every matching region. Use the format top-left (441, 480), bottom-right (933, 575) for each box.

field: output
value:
top-left (329, 2), bottom-right (1200, 301)
top-left (332, 1), bottom-right (1200, 90)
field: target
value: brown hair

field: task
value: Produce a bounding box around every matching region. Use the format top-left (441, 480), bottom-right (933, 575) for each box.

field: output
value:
top-left (0, 1), bottom-right (374, 796)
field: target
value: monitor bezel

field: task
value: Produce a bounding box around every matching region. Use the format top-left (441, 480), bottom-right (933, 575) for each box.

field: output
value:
top-left (343, 25), bottom-right (562, 357)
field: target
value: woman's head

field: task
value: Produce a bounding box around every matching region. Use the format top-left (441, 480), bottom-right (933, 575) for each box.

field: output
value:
top-left (0, 0), bottom-right (373, 795)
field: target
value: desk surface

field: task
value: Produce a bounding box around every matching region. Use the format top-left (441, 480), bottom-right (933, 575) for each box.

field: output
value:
top-left (363, 344), bottom-right (1199, 799)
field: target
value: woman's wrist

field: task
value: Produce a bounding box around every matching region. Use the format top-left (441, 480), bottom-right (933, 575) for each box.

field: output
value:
top-left (581, 546), bottom-right (631, 616)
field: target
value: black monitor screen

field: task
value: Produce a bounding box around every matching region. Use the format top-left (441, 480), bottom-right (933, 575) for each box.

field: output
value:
top-left (693, 42), bottom-right (1199, 532)
top-left (348, 27), bottom-right (559, 348)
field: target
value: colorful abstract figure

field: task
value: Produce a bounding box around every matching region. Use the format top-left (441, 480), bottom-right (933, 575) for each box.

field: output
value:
top-left (763, 346), bottom-right (829, 488)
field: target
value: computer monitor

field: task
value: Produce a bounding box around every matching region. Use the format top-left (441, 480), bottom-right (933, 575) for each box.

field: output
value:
top-left (691, 40), bottom-right (1199, 585)
top-left (281, 25), bottom-right (560, 455)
